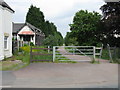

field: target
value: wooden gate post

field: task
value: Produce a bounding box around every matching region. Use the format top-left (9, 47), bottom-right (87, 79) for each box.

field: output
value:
top-left (93, 46), bottom-right (96, 61)
top-left (53, 46), bottom-right (55, 62)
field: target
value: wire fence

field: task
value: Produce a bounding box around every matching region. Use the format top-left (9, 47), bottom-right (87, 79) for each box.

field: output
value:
top-left (111, 47), bottom-right (120, 63)
top-left (107, 44), bottom-right (120, 63)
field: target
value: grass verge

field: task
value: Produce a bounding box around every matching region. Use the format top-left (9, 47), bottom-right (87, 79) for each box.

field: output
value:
top-left (0, 60), bottom-right (28, 71)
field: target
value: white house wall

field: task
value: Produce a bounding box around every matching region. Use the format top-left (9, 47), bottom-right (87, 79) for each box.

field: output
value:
top-left (0, 6), bottom-right (13, 60)
top-left (0, 6), bottom-right (4, 60)
top-left (3, 8), bottom-right (13, 58)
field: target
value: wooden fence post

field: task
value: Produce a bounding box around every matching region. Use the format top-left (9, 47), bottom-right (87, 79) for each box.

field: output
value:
top-left (48, 46), bottom-right (50, 53)
top-left (30, 47), bottom-right (32, 63)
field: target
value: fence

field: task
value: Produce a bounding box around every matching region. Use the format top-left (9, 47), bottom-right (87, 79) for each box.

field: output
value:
top-left (30, 47), bottom-right (53, 63)
top-left (107, 44), bottom-right (120, 63)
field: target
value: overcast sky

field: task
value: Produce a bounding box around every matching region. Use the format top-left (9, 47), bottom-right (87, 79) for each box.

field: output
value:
top-left (5, 0), bottom-right (105, 37)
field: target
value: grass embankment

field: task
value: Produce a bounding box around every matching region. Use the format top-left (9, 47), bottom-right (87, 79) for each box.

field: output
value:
top-left (0, 61), bottom-right (20, 71)
top-left (0, 53), bottom-right (29, 71)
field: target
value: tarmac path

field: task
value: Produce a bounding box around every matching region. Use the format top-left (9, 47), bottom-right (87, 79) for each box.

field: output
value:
top-left (2, 62), bottom-right (118, 88)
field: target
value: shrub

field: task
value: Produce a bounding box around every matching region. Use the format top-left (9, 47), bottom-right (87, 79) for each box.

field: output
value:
top-left (24, 44), bottom-right (28, 46)
top-left (20, 46), bottom-right (30, 53)
top-left (30, 42), bottom-right (34, 46)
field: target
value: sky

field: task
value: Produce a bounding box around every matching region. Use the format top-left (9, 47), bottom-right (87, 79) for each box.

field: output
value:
top-left (5, 0), bottom-right (105, 38)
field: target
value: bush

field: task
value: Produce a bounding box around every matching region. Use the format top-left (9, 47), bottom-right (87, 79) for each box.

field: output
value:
top-left (20, 46), bottom-right (31, 53)
top-left (30, 42), bottom-right (34, 46)
top-left (24, 44), bottom-right (28, 46)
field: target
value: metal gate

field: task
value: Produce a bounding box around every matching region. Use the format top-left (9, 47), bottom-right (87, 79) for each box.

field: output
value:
top-left (53, 46), bottom-right (103, 62)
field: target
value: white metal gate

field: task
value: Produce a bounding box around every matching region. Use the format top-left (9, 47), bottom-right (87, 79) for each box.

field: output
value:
top-left (53, 46), bottom-right (103, 62)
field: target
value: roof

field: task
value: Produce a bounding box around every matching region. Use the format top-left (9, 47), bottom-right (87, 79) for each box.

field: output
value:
top-left (104, 0), bottom-right (120, 2)
top-left (18, 31), bottom-right (34, 35)
top-left (13, 22), bottom-right (45, 36)
top-left (13, 23), bottom-right (24, 33)
top-left (26, 22), bottom-right (41, 33)
top-left (0, 0), bottom-right (14, 12)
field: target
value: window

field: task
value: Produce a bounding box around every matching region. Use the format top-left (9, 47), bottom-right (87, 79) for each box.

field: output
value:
top-left (4, 36), bottom-right (8, 49)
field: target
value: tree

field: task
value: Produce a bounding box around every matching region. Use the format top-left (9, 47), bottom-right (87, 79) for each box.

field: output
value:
top-left (55, 31), bottom-right (64, 46)
top-left (64, 32), bottom-right (78, 46)
top-left (43, 32), bottom-right (63, 47)
top-left (68, 10), bottom-right (103, 46)
top-left (43, 35), bottom-right (58, 47)
top-left (26, 5), bottom-right (45, 33)
top-left (26, 5), bottom-right (64, 46)
top-left (100, 2), bottom-right (120, 47)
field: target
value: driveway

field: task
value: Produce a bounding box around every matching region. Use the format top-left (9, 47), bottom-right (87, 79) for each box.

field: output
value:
top-left (2, 62), bottom-right (118, 88)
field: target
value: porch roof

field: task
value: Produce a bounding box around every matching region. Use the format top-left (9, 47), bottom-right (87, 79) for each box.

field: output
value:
top-left (18, 31), bottom-right (34, 35)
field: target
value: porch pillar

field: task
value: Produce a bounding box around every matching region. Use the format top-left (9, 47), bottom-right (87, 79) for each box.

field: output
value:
top-left (33, 34), bottom-right (36, 45)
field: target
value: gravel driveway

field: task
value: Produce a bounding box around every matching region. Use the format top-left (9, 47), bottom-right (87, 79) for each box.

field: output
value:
top-left (2, 62), bottom-right (118, 88)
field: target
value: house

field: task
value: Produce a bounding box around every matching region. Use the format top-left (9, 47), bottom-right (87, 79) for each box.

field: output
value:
top-left (0, 0), bottom-right (14, 60)
top-left (104, 0), bottom-right (120, 2)
top-left (13, 22), bottom-right (45, 47)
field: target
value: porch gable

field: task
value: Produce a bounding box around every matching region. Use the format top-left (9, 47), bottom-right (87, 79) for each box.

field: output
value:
top-left (18, 25), bottom-right (35, 35)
